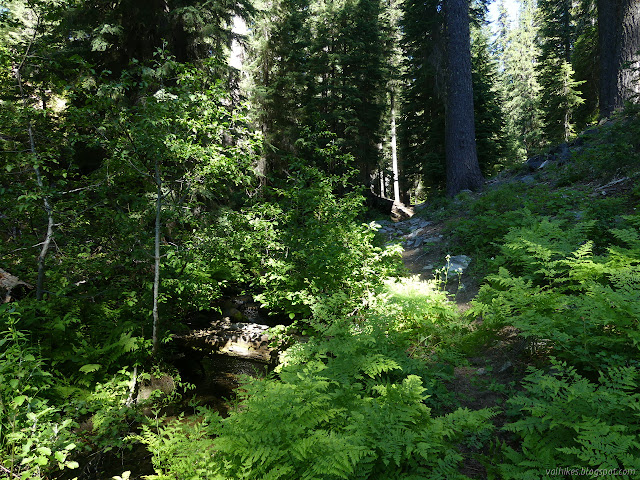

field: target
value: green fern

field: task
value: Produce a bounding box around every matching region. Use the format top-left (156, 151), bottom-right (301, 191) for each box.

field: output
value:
top-left (497, 362), bottom-right (640, 479)
top-left (470, 215), bottom-right (640, 369)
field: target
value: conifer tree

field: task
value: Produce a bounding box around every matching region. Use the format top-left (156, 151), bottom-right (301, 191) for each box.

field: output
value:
top-left (444, 0), bottom-right (484, 196)
top-left (597, 0), bottom-right (640, 117)
top-left (537, 0), bottom-right (584, 143)
top-left (472, 25), bottom-right (510, 174)
top-left (400, 0), bottom-right (504, 193)
top-left (399, 0), bottom-right (447, 191)
top-left (572, 0), bottom-right (599, 127)
top-left (249, 0), bottom-right (388, 188)
top-left (500, 0), bottom-right (544, 157)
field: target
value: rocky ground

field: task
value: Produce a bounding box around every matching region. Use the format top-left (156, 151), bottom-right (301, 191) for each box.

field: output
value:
top-left (375, 212), bottom-right (479, 310)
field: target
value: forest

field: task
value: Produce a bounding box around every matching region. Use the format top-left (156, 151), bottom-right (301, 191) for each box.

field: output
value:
top-left (1, 0), bottom-right (639, 478)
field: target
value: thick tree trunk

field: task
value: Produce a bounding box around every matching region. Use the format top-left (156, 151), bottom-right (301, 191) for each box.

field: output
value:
top-left (598, 0), bottom-right (640, 117)
top-left (444, 0), bottom-right (484, 197)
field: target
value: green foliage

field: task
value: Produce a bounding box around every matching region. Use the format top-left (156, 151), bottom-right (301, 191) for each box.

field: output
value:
top-left (188, 151), bottom-right (402, 321)
top-left (373, 276), bottom-right (468, 358)
top-left (81, 368), bottom-right (145, 451)
top-left (555, 114), bottom-right (640, 184)
top-left (400, 3), bottom-right (510, 191)
top-left (214, 321), bottom-right (495, 479)
top-left (0, 306), bottom-right (79, 479)
top-left (497, 0), bottom-right (545, 158)
top-left (446, 184), bottom-right (539, 262)
top-left (251, 162), bottom-right (401, 319)
top-left (536, 0), bottom-right (584, 144)
top-left (129, 409), bottom-right (223, 480)
top-left (471, 215), bottom-right (640, 370)
top-left (495, 361), bottom-right (640, 479)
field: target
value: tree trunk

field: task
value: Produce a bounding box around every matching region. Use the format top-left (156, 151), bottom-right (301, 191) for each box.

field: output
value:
top-left (152, 160), bottom-right (162, 356)
top-left (444, 0), bottom-right (484, 197)
top-left (15, 30), bottom-right (55, 300)
top-left (598, 0), bottom-right (640, 117)
top-left (390, 92), bottom-right (401, 204)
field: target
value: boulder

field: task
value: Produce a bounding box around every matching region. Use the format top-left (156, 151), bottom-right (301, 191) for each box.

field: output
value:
top-left (173, 319), bottom-right (278, 363)
top-left (446, 255), bottom-right (472, 274)
top-left (137, 374), bottom-right (176, 404)
top-left (526, 154), bottom-right (547, 170)
top-left (391, 202), bottom-right (414, 221)
top-left (552, 142), bottom-right (570, 164)
top-left (520, 175), bottom-right (536, 185)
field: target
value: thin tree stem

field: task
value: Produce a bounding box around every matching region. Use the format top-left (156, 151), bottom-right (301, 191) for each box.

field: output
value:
top-left (15, 13), bottom-right (54, 300)
top-left (152, 159), bottom-right (162, 356)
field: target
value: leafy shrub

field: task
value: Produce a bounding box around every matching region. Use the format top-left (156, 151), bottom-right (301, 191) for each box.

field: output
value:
top-left (4, 299), bottom-right (144, 388)
top-left (371, 276), bottom-right (469, 358)
top-left (213, 321), bottom-right (495, 480)
top-left (495, 361), bottom-right (640, 479)
top-left (185, 160), bottom-right (401, 323)
top-left (0, 306), bottom-right (79, 479)
top-left (130, 409), bottom-right (222, 480)
top-left (471, 215), bottom-right (640, 370)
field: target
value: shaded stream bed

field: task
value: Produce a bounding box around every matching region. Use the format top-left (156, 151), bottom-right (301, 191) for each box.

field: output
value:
top-left (59, 353), bottom-right (272, 480)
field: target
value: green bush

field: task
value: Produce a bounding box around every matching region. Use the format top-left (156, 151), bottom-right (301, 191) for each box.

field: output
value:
top-left (495, 361), bottom-right (640, 479)
top-left (0, 306), bottom-right (79, 479)
top-left (130, 409), bottom-right (223, 480)
top-left (185, 160), bottom-right (402, 323)
top-left (213, 321), bottom-right (495, 480)
top-left (471, 215), bottom-right (640, 370)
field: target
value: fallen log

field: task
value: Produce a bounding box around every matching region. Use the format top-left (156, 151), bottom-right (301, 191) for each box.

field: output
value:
top-left (172, 318), bottom-right (280, 363)
top-left (0, 268), bottom-right (33, 303)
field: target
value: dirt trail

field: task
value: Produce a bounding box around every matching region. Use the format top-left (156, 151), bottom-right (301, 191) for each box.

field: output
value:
top-left (380, 215), bottom-right (479, 310)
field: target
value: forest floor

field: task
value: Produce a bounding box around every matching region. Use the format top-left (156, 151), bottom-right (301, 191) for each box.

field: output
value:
top-left (389, 205), bottom-right (533, 479)
top-left (399, 219), bottom-right (480, 310)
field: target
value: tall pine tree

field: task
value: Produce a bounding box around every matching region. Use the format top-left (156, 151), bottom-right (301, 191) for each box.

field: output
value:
top-left (537, 0), bottom-right (584, 143)
top-left (499, 0), bottom-right (544, 157)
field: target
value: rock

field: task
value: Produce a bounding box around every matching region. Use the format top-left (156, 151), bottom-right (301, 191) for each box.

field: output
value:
top-left (391, 202), bottom-right (414, 221)
top-left (446, 255), bottom-right (472, 274)
top-left (476, 368), bottom-right (487, 375)
top-left (405, 229), bottom-right (421, 239)
top-left (520, 175), bottom-right (535, 185)
top-left (424, 235), bottom-right (443, 243)
top-left (173, 319), bottom-right (279, 363)
top-left (422, 264), bottom-right (434, 270)
top-left (137, 374), bottom-right (176, 404)
top-left (499, 361), bottom-right (513, 373)
top-left (553, 142), bottom-right (571, 164)
top-left (526, 154), bottom-right (547, 170)
top-left (413, 237), bottom-right (424, 248)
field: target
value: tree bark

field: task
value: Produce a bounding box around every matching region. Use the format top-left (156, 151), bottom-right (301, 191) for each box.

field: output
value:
top-left (390, 91), bottom-right (401, 204)
top-left (598, 0), bottom-right (640, 117)
top-left (444, 0), bottom-right (484, 197)
top-left (15, 18), bottom-right (55, 300)
top-left (152, 159), bottom-right (162, 356)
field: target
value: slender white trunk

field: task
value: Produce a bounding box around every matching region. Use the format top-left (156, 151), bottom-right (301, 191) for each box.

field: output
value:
top-left (29, 124), bottom-right (54, 300)
top-left (16, 29), bottom-right (54, 300)
top-left (390, 92), bottom-right (400, 205)
top-left (152, 159), bottom-right (162, 356)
